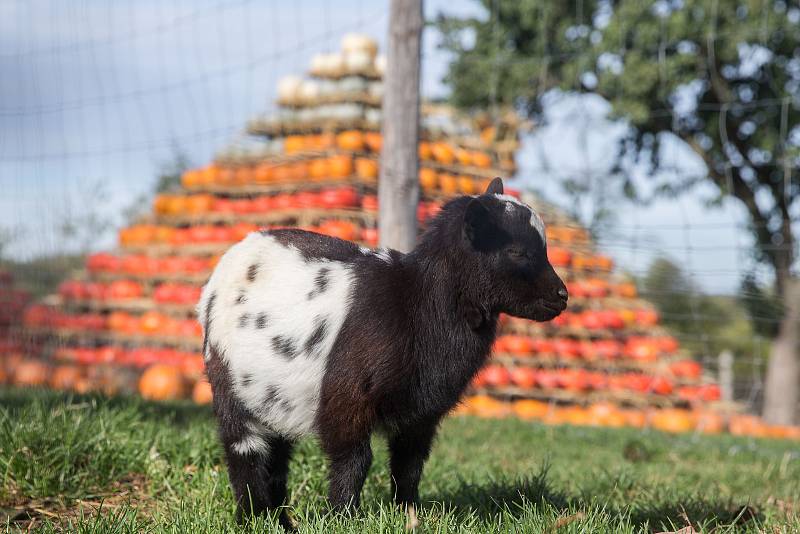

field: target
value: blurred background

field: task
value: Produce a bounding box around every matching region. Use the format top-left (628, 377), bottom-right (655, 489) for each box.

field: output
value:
top-left (0, 0), bottom-right (798, 434)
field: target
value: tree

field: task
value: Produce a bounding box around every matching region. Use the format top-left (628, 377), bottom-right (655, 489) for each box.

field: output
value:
top-left (436, 0), bottom-right (799, 423)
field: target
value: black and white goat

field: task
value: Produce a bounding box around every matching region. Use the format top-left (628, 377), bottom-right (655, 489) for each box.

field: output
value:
top-left (198, 178), bottom-right (568, 528)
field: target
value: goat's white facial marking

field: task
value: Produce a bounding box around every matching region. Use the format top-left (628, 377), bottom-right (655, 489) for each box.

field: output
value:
top-left (494, 194), bottom-right (546, 245)
top-left (198, 232), bottom-right (355, 438)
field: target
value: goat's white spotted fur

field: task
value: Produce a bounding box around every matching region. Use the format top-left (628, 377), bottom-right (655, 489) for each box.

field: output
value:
top-left (494, 194), bottom-right (546, 244)
top-left (198, 232), bottom-right (355, 441)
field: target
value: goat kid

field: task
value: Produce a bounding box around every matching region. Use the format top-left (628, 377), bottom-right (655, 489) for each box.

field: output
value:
top-left (198, 178), bottom-right (568, 528)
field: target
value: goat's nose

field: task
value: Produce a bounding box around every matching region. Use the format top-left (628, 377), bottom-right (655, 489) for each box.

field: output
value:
top-left (558, 288), bottom-right (568, 301)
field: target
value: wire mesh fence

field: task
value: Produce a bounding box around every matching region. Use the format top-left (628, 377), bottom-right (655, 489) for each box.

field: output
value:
top-left (0, 0), bottom-right (797, 423)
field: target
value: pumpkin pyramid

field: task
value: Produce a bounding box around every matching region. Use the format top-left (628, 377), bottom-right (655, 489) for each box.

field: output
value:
top-left (15, 34), bottom-right (796, 439)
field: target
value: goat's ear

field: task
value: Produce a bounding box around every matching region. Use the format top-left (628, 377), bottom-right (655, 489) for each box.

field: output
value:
top-left (464, 197), bottom-right (499, 251)
top-left (485, 177), bottom-right (504, 195)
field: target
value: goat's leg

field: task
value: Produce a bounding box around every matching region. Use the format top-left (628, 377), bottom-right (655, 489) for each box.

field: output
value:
top-left (324, 438), bottom-right (373, 510)
top-left (388, 421), bottom-right (438, 528)
top-left (223, 433), bottom-right (295, 529)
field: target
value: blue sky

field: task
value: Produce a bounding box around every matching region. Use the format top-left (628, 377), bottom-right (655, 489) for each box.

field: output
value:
top-left (0, 0), bottom-right (767, 294)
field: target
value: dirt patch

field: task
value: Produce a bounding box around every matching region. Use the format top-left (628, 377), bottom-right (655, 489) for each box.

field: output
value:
top-left (1, 473), bottom-right (152, 531)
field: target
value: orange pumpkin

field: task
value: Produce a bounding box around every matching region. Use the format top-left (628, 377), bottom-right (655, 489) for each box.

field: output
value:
top-left (234, 166), bottom-right (253, 185)
top-left (336, 130), bottom-right (365, 151)
top-left (364, 131), bottom-right (382, 152)
top-left (192, 380), bottom-right (213, 404)
top-left (185, 194), bottom-right (215, 214)
top-left (454, 148), bottom-right (472, 166)
top-left (309, 158), bottom-right (330, 180)
top-left (457, 175), bottom-right (476, 194)
top-left (418, 168), bottom-right (438, 192)
top-left (289, 161), bottom-right (309, 181)
top-left (203, 164), bottom-right (221, 185)
top-left (328, 155), bottom-right (354, 178)
top-left (283, 135), bottom-right (306, 154)
top-left (50, 365), bottom-right (84, 391)
top-left (14, 359), bottom-right (49, 387)
top-left (218, 167), bottom-right (236, 185)
top-left (418, 142), bottom-right (433, 161)
top-left (181, 169), bottom-right (201, 189)
top-left (138, 364), bottom-right (187, 401)
top-left (254, 163), bottom-right (273, 184)
top-left (512, 399), bottom-right (548, 420)
top-left (431, 142), bottom-right (455, 164)
top-left (438, 173), bottom-right (458, 195)
top-left (139, 311), bottom-right (166, 335)
top-left (471, 151), bottom-right (492, 168)
top-left (355, 158), bottom-right (378, 181)
top-left (317, 220), bottom-right (357, 241)
top-left (651, 409), bottom-right (695, 434)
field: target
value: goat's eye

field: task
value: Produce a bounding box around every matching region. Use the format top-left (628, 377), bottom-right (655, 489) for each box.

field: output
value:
top-left (507, 247), bottom-right (530, 261)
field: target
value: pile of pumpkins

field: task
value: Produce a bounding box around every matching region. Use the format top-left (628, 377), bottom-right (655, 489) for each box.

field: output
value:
top-left (454, 396), bottom-right (800, 440)
top-left (9, 31), bottom-right (766, 442)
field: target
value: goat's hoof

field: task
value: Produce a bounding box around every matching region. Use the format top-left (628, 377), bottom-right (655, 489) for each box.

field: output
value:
top-left (405, 504), bottom-right (420, 530)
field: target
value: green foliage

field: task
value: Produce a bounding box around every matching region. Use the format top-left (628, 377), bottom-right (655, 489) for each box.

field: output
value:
top-left (739, 273), bottom-right (784, 338)
top-left (640, 257), bottom-right (765, 358)
top-left (436, 0), bottom-right (799, 290)
top-left (2, 389), bottom-right (800, 531)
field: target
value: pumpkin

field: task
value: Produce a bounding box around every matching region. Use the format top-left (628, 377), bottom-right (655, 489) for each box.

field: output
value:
top-left (512, 399), bottom-right (548, 420)
top-left (418, 142), bottom-right (433, 161)
top-left (181, 169), bottom-right (201, 189)
top-left (614, 282), bottom-right (638, 298)
top-left (471, 151), bottom-right (492, 168)
top-left (218, 167), bottom-right (236, 185)
top-left (418, 168), bottom-right (438, 191)
top-left (309, 158), bottom-right (330, 180)
top-left (509, 367), bottom-right (537, 389)
top-left (431, 142), bottom-right (455, 164)
top-left (635, 309), bottom-right (659, 326)
top-left (364, 131), bottom-right (382, 152)
top-left (272, 164), bottom-right (292, 183)
top-left (454, 148), bottom-right (472, 166)
top-left (192, 380), bottom-right (214, 404)
top-left (694, 410), bottom-right (724, 434)
top-left (361, 195), bottom-right (378, 212)
top-left (50, 365), bottom-right (83, 390)
top-left (283, 135), bottom-right (306, 154)
top-left (481, 365), bottom-right (511, 387)
top-left (328, 155), bottom-right (354, 178)
top-left (622, 409), bottom-right (648, 428)
top-left (355, 158), bottom-right (378, 180)
top-left (468, 395), bottom-right (510, 418)
top-left (14, 359), bottom-right (49, 387)
top-left (254, 163), bottom-right (273, 184)
top-left (361, 227), bottom-right (379, 246)
top-left (438, 173), bottom-right (458, 195)
top-left (139, 311), bottom-right (167, 335)
top-left (234, 166), bottom-right (253, 185)
top-left (317, 220), bottom-right (357, 241)
top-left (457, 175), bottom-right (476, 195)
top-left (651, 409), bottom-right (695, 434)
top-left (138, 364), bottom-right (187, 401)
top-left (186, 194), bottom-right (215, 214)
top-left (336, 130), bottom-right (365, 151)
top-left (289, 161), bottom-right (309, 181)
top-left (547, 247), bottom-right (572, 267)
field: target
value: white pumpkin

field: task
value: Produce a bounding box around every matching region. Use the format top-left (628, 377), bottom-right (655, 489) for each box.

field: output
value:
top-left (374, 54), bottom-right (387, 75)
top-left (344, 50), bottom-right (373, 73)
top-left (277, 76), bottom-right (303, 103)
top-left (341, 33), bottom-right (378, 59)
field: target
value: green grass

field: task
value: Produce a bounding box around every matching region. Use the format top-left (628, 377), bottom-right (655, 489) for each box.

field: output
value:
top-left (1, 388), bottom-right (799, 532)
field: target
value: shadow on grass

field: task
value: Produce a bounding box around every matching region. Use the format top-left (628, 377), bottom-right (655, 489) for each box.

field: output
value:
top-left (427, 466), bottom-right (761, 531)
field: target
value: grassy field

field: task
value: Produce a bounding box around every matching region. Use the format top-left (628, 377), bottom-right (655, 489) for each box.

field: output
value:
top-left (1, 388), bottom-right (799, 533)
